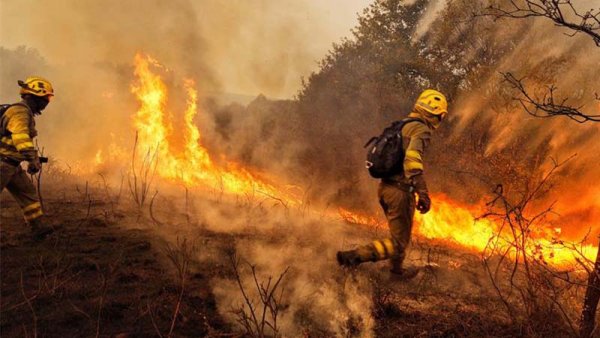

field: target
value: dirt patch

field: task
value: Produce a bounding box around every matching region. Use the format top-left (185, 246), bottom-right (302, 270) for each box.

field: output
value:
top-left (0, 195), bottom-right (229, 337)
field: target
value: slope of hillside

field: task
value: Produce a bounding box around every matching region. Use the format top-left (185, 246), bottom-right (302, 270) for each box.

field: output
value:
top-left (1, 174), bottom-right (578, 337)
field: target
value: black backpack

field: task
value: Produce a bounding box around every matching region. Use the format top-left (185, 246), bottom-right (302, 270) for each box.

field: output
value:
top-left (0, 104), bottom-right (13, 117)
top-left (364, 118), bottom-right (422, 178)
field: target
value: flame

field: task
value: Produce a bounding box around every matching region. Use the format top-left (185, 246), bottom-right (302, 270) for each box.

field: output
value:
top-left (131, 54), bottom-right (300, 203)
top-left (94, 149), bottom-right (104, 165)
top-left (128, 53), bottom-right (596, 266)
top-left (339, 193), bottom-right (597, 265)
top-left (338, 207), bottom-right (386, 228)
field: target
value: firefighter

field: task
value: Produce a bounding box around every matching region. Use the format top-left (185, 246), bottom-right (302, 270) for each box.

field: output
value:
top-left (337, 89), bottom-right (448, 278)
top-left (1, 76), bottom-right (54, 241)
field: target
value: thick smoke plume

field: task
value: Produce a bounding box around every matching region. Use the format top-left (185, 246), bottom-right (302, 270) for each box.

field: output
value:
top-left (0, 0), bottom-right (365, 166)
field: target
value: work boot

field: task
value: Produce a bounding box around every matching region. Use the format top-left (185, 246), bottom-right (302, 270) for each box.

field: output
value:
top-left (29, 218), bottom-right (54, 242)
top-left (390, 258), bottom-right (419, 280)
top-left (336, 250), bottom-right (362, 267)
top-left (390, 266), bottom-right (420, 281)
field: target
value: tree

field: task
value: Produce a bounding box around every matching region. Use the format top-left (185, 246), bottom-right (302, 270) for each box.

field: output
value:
top-left (480, 0), bottom-right (600, 123)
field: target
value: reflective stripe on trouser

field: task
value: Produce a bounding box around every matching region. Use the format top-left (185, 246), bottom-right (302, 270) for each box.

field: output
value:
top-left (0, 162), bottom-right (43, 222)
top-left (355, 181), bottom-right (415, 266)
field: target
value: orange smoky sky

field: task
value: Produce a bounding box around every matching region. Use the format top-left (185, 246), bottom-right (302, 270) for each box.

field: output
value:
top-left (0, 0), bottom-right (372, 98)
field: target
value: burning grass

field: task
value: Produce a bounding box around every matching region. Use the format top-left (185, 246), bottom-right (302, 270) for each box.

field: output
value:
top-left (3, 52), bottom-right (597, 336)
top-left (125, 53), bottom-right (598, 270)
top-left (3, 163), bottom-right (597, 337)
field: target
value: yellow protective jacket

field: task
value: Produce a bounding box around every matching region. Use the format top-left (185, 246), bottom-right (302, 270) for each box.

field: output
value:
top-left (0, 102), bottom-right (38, 163)
top-left (401, 119), bottom-right (432, 179)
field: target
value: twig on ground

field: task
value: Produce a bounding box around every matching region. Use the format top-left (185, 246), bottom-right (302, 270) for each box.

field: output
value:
top-left (128, 132), bottom-right (159, 208)
top-left (20, 270), bottom-right (38, 338)
top-left (146, 301), bottom-right (164, 338)
top-left (164, 238), bottom-right (197, 337)
top-left (149, 190), bottom-right (163, 227)
top-left (228, 252), bottom-right (289, 338)
top-left (94, 255), bottom-right (121, 338)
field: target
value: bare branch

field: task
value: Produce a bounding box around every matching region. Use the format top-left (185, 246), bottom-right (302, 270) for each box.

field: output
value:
top-left (164, 238), bottom-right (197, 338)
top-left (228, 252), bottom-right (289, 337)
top-left (502, 72), bottom-right (600, 123)
top-left (479, 0), bottom-right (600, 46)
top-left (479, 156), bottom-right (588, 332)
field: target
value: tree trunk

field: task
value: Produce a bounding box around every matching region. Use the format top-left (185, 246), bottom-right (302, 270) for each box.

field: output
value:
top-left (580, 238), bottom-right (600, 338)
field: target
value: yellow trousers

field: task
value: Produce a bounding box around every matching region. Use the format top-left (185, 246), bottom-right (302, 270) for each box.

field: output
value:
top-left (356, 180), bottom-right (415, 268)
top-left (0, 162), bottom-right (43, 223)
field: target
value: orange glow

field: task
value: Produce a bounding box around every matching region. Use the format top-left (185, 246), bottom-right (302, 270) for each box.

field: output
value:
top-left (128, 53), bottom-right (596, 267)
top-left (130, 54), bottom-right (300, 203)
top-left (339, 193), bottom-right (597, 266)
top-left (94, 149), bottom-right (104, 166)
top-left (338, 207), bottom-right (386, 228)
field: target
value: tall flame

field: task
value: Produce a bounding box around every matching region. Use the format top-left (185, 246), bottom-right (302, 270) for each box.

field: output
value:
top-left (130, 53), bottom-right (596, 266)
top-left (131, 54), bottom-right (299, 203)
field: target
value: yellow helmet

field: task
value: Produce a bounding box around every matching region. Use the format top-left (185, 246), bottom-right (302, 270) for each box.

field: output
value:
top-left (18, 76), bottom-right (54, 97)
top-left (415, 89), bottom-right (447, 116)
top-left (413, 89), bottom-right (448, 129)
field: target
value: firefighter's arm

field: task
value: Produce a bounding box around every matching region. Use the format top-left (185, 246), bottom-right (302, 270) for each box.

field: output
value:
top-left (403, 122), bottom-right (432, 213)
top-left (402, 122), bottom-right (431, 178)
top-left (5, 107), bottom-right (39, 166)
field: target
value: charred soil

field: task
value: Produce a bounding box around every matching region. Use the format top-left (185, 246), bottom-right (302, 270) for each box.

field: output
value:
top-left (0, 194), bottom-right (228, 337)
top-left (1, 181), bottom-right (580, 337)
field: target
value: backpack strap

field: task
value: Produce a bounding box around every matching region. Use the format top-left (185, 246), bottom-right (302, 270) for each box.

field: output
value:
top-left (364, 136), bottom-right (378, 148)
top-left (399, 117), bottom-right (425, 126)
top-left (396, 117), bottom-right (425, 136)
top-left (364, 118), bottom-right (425, 148)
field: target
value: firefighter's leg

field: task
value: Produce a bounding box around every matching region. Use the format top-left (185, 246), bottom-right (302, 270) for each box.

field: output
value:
top-left (378, 181), bottom-right (416, 273)
top-left (337, 237), bottom-right (396, 267)
top-left (388, 215), bottom-right (414, 273)
top-left (1, 162), bottom-right (18, 190)
top-left (5, 166), bottom-right (53, 240)
top-left (337, 181), bottom-right (414, 267)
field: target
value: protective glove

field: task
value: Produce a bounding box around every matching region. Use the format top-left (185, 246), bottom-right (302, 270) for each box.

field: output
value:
top-left (416, 193), bottom-right (431, 214)
top-left (411, 174), bottom-right (431, 214)
top-left (27, 155), bottom-right (42, 175)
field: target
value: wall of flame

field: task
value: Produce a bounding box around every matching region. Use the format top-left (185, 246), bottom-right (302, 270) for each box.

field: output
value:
top-left (119, 54), bottom-right (597, 267)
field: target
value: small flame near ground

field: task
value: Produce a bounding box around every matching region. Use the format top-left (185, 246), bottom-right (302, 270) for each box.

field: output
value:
top-left (339, 194), bottom-right (597, 266)
top-left (113, 53), bottom-right (596, 267)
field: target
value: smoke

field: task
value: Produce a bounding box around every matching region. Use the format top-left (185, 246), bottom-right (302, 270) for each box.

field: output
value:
top-left (444, 8), bottom-right (600, 238)
top-left (413, 0), bottom-right (448, 40)
top-left (193, 1), bottom-right (599, 331)
top-left (0, 0), bottom-right (368, 98)
top-left (192, 0), bottom-right (600, 239)
top-left (2, 0), bottom-right (599, 334)
top-left (136, 185), bottom-right (378, 336)
top-left (0, 0), bottom-right (367, 167)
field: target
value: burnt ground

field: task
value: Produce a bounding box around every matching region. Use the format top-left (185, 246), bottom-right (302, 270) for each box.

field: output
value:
top-left (0, 194), bottom-right (230, 337)
top-left (1, 184), bottom-right (579, 338)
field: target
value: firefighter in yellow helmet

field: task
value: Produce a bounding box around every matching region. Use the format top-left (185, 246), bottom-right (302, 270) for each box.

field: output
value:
top-left (0, 76), bottom-right (55, 241)
top-left (337, 89), bottom-right (448, 278)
